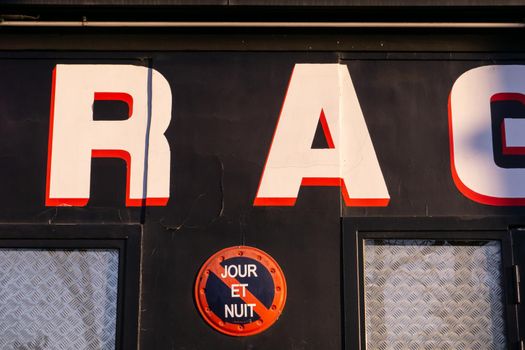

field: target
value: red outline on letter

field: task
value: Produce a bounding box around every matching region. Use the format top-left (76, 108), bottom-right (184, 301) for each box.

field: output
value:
top-left (492, 93), bottom-right (525, 155)
top-left (94, 92), bottom-right (134, 117)
top-left (91, 150), bottom-right (168, 207)
top-left (45, 68), bottom-right (87, 206)
top-left (449, 92), bottom-right (525, 206)
top-left (253, 67), bottom-right (389, 207)
top-left (45, 73), bottom-right (167, 207)
top-left (319, 109), bottom-right (335, 149)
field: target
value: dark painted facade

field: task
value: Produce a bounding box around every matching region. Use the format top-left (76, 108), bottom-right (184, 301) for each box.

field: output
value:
top-left (1, 2), bottom-right (525, 349)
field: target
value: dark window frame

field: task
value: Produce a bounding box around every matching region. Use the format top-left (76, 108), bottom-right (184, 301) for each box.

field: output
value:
top-left (342, 217), bottom-right (521, 350)
top-left (0, 224), bottom-right (141, 350)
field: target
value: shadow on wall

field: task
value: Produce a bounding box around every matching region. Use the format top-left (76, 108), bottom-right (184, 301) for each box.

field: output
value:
top-left (450, 65), bottom-right (525, 210)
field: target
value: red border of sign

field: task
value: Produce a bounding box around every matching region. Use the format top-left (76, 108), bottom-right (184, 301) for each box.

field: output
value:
top-left (194, 246), bottom-right (287, 336)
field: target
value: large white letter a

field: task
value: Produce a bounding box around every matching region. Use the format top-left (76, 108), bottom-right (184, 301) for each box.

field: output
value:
top-left (254, 64), bottom-right (389, 207)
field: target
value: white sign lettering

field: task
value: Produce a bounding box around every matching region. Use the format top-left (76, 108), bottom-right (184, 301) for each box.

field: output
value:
top-left (46, 64), bottom-right (172, 207)
top-left (449, 65), bottom-right (525, 205)
top-left (253, 64), bottom-right (390, 207)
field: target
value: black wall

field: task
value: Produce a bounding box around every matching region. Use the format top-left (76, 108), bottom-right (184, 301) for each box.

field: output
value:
top-left (1, 24), bottom-right (525, 349)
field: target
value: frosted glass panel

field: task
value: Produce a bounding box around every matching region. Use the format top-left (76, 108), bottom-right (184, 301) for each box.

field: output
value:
top-left (364, 240), bottom-right (506, 350)
top-left (0, 249), bottom-right (119, 350)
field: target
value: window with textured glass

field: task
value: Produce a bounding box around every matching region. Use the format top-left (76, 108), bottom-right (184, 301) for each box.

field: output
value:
top-left (363, 240), bottom-right (506, 350)
top-left (0, 249), bottom-right (119, 350)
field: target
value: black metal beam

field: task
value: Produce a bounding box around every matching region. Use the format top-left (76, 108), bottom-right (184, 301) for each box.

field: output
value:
top-left (1, 0), bottom-right (524, 5)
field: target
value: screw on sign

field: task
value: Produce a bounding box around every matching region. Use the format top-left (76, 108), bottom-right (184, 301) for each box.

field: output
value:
top-left (195, 246), bottom-right (287, 336)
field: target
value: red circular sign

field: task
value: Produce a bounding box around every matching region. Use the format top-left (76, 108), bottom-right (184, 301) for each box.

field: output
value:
top-left (195, 246), bottom-right (287, 336)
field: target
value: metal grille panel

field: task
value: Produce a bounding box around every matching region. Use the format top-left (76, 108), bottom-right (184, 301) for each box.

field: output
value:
top-left (0, 249), bottom-right (119, 350)
top-left (364, 240), bottom-right (506, 350)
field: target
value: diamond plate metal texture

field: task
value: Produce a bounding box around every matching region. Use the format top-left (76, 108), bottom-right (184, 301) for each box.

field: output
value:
top-left (0, 249), bottom-right (119, 350)
top-left (364, 240), bottom-right (506, 350)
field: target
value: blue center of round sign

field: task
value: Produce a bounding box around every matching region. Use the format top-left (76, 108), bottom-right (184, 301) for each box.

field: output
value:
top-left (195, 246), bottom-right (287, 336)
top-left (205, 257), bottom-right (275, 324)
